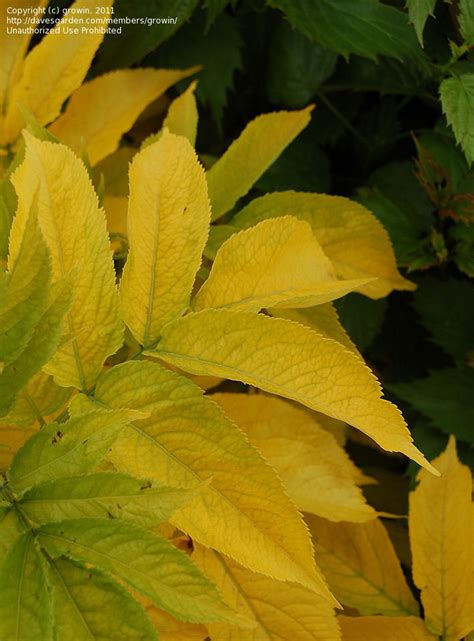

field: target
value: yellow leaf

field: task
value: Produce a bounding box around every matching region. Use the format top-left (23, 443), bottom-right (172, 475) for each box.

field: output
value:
top-left (3, 0), bottom-right (112, 144)
top-left (143, 80), bottom-right (199, 149)
top-left (207, 107), bottom-right (313, 221)
top-left (50, 67), bottom-right (198, 166)
top-left (193, 544), bottom-right (341, 641)
top-left (232, 192), bottom-right (415, 298)
top-left (120, 131), bottom-right (211, 346)
top-left (409, 437), bottom-right (474, 640)
top-left (152, 309), bottom-right (434, 472)
top-left (307, 514), bottom-right (420, 616)
top-left (339, 616), bottom-right (437, 641)
top-left (0, 0), bottom-right (47, 118)
top-left (1, 371), bottom-right (71, 426)
top-left (212, 393), bottom-right (376, 523)
top-left (163, 80), bottom-right (198, 146)
top-left (95, 360), bottom-right (334, 600)
top-left (10, 134), bottom-right (123, 390)
top-left (271, 303), bottom-right (359, 355)
top-left (145, 606), bottom-right (207, 641)
top-left (0, 423), bottom-right (38, 472)
top-left (193, 217), bottom-right (370, 312)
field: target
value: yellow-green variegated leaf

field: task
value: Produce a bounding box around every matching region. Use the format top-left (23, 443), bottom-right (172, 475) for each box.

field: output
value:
top-left (8, 407), bottom-right (144, 493)
top-left (307, 514), bottom-right (419, 616)
top-left (0, 533), bottom-right (53, 641)
top-left (20, 471), bottom-right (199, 527)
top-left (232, 192), bottom-right (415, 298)
top-left (207, 107), bottom-right (313, 221)
top-left (37, 518), bottom-right (242, 625)
top-left (10, 134), bottom-right (123, 389)
top-left (409, 437), bottom-right (474, 640)
top-left (193, 217), bottom-right (370, 312)
top-left (48, 556), bottom-right (157, 641)
top-left (3, 0), bottom-right (112, 144)
top-left (1, 195), bottom-right (50, 367)
top-left (120, 131), bottom-right (210, 346)
top-left (339, 616), bottom-right (436, 641)
top-left (0, 424), bottom-right (38, 473)
top-left (50, 67), bottom-right (198, 166)
top-left (94, 360), bottom-right (334, 599)
top-left (0, 0), bottom-right (47, 125)
top-left (1, 371), bottom-right (71, 426)
top-left (151, 309), bottom-right (434, 472)
top-left (143, 80), bottom-right (199, 149)
top-left (193, 544), bottom-right (340, 641)
top-left (213, 393), bottom-right (376, 523)
top-left (270, 304), bottom-right (359, 355)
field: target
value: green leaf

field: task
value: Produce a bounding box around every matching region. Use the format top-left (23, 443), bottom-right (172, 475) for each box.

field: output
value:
top-left (0, 277), bottom-right (73, 417)
top-left (413, 277), bottom-right (474, 362)
top-left (94, 0), bottom-right (199, 72)
top-left (37, 518), bottom-right (240, 624)
top-left (440, 74), bottom-right (474, 164)
top-left (0, 179), bottom-right (16, 259)
top-left (21, 472), bottom-right (199, 527)
top-left (334, 293), bottom-right (387, 353)
top-left (8, 408), bottom-right (144, 493)
top-left (48, 556), bottom-right (157, 641)
top-left (389, 368), bottom-right (474, 444)
top-left (0, 197), bottom-right (50, 368)
top-left (460, 0), bottom-right (474, 45)
top-left (407, 0), bottom-right (436, 46)
top-left (0, 533), bottom-right (53, 641)
top-left (267, 0), bottom-right (426, 64)
top-left (266, 20), bottom-right (338, 107)
top-left (151, 11), bottom-right (242, 125)
top-left (203, 0), bottom-right (232, 28)
top-left (0, 508), bottom-right (25, 566)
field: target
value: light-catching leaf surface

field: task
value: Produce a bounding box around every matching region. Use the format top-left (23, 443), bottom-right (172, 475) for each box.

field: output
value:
top-left (307, 514), bottom-right (420, 616)
top-left (50, 67), bottom-right (198, 166)
top-left (3, 0), bottom-right (112, 143)
top-left (152, 309), bottom-right (434, 472)
top-left (213, 393), bottom-right (376, 522)
top-left (194, 217), bottom-right (369, 311)
top-left (10, 134), bottom-right (123, 389)
top-left (21, 472), bottom-right (199, 527)
top-left (143, 81), bottom-right (199, 148)
top-left (37, 518), bottom-right (241, 624)
top-left (0, 533), bottom-right (53, 641)
top-left (232, 192), bottom-right (415, 298)
top-left (49, 556), bottom-right (157, 641)
top-left (194, 544), bottom-right (340, 641)
top-left (409, 437), bottom-right (474, 640)
top-left (8, 408), bottom-right (143, 493)
top-left (120, 131), bottom-right (210, 346)
top-left (207, 107), bottom-right (313, 220)
top-left (94, 360), bottom-right (333, 598)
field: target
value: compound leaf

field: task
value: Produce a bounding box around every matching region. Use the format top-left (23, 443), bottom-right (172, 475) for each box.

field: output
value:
top-left (94, 360), bottom-right (333, 599)
top-left (152, 309), bottom-right (434, 472)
